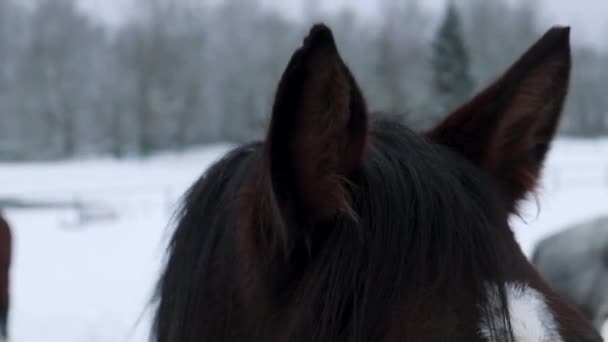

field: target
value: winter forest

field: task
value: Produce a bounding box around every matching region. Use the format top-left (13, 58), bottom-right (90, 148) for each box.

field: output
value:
top-left (2, 1), bottom-right (608, 341)
top-left (0, 0), bottom-right (607, 160)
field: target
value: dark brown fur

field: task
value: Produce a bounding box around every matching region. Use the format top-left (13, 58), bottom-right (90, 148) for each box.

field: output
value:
top-left (0, 213), bottom-right (11, 340)
top-left (152, 24), bottom-right (601, 341)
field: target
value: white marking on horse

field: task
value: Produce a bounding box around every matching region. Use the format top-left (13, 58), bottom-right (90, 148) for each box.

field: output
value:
top-left (480, 282), bottom-right (563, 342)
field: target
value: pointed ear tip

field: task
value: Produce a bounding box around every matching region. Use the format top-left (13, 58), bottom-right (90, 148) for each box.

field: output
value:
top-left (309, 23), bottom-right (334, 39)
top-left (546, 25), bottom-right (571, 51)
top-left (303, 23), bottom-right (338, 51)
top-left (548, 25), bottom-right (570, 34)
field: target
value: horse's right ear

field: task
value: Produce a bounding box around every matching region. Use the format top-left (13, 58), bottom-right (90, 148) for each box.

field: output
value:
top-left (427, 27), bottom-right (571, 212)
top-left (263, 24), bottom-right (369, 221)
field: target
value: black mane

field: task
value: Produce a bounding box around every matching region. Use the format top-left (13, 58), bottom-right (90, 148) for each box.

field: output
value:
top-left (153, 118), bottom-right (516, 341)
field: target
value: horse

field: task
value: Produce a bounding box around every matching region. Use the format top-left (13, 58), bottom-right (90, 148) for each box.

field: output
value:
top-left (152, 24), bottom-right (602, 341)
top-left (532, 216), bottom-right (608, 340)
top-left (0, 213), bottom-right (10, 342)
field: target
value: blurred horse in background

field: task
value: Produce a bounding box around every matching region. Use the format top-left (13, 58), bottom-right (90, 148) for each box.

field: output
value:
top-left (532, 216), bottom-right (608, 340)
top-left (0, 213), bottom-right (11, 342)
top-left (151, 24), bottom-right (602, 341)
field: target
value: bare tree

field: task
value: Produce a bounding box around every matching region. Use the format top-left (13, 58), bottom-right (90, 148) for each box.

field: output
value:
top-left (563, 48), bottom-right (608, 135)
top-left (18, 0), bottom-right (104, 158)
top-left (374, 0), bottom-right (432, 124)
top-left (116, 0), bottom-right (208, 154)
top-left (461, 0), bottom-right (539, 88)
top-left (0, 0), bottom-right (29, 159)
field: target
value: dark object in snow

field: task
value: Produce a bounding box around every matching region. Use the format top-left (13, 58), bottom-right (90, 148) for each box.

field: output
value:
top-left (59, 203), bottom-right (118, 229)
top-left (0, 213), bottom-right (10, 341)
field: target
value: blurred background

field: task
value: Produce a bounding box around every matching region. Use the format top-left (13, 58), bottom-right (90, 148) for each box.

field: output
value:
top-left (0, 0), bottom-right (606, 341)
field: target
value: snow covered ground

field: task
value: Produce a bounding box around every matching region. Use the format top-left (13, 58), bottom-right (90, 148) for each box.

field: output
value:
top-left (0, 139), bottom-right (606, 342)
top-left (512, 138), bottom-right (608, 255)
top-left (0, 144), bottom-right (234, 342)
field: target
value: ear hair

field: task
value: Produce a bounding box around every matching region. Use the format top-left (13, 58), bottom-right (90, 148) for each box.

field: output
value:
top-left (427, 27), bottom-right (571, 211)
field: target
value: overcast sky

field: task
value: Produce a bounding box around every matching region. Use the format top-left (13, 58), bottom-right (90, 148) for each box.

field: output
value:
top-left (77, 0), bottom-right (607, 49)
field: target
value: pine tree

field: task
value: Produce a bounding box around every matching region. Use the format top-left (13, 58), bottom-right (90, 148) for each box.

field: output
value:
top-left (430, 3), bottom-right (474, 117)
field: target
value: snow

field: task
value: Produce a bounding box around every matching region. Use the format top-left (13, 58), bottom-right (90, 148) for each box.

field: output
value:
top-left (0, 138), bottom-right (606, 341)
top-left (512, 138), bottom-right (608, 255)
top-left (0, 144), bottom-right (234, 342)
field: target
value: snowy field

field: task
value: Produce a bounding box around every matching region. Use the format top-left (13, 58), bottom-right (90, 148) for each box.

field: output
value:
top-left (0, 139), bottom-right (607, 342)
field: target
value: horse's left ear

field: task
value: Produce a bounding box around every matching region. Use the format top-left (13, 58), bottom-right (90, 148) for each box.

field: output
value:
top-left (427, 27), bottom-right (571, 211)
top-left (263, 24), bottom-right (368, 220)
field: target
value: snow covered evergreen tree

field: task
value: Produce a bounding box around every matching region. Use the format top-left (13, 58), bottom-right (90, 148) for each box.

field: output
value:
top-left (430, 2), bottom-right (474, 118)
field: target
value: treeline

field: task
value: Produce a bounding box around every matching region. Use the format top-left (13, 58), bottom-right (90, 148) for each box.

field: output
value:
top-left (0, 0), bottom-right (606, 160)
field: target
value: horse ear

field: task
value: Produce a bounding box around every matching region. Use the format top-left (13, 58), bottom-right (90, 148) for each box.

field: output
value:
top-left (427, 27), bottom-right (571, 211)
top-left (263, 24), bottom-right (368, 220)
